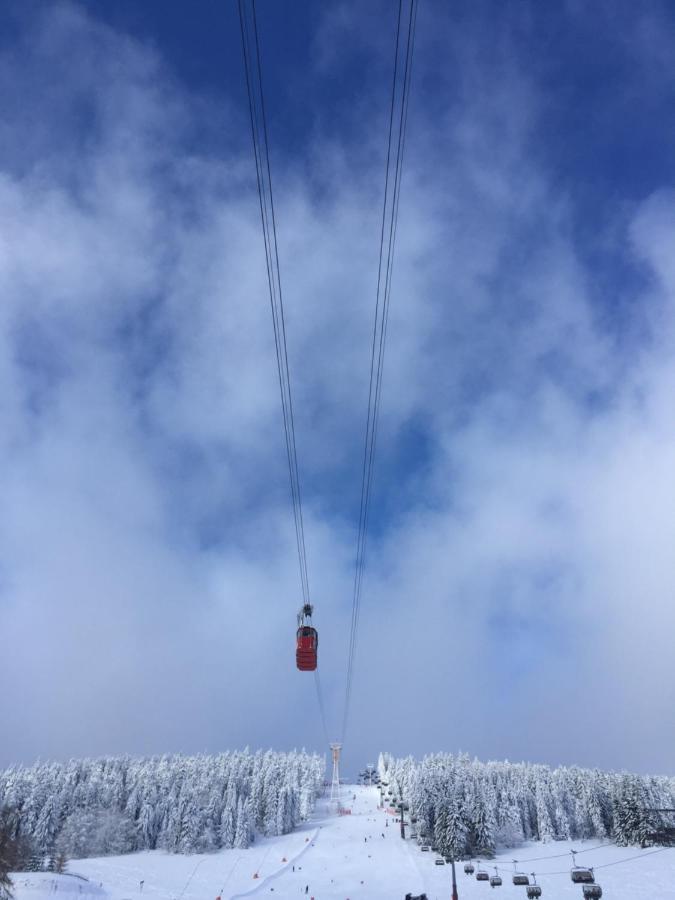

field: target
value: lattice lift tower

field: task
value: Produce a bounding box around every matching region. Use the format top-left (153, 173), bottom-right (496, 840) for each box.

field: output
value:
top-left (329, 743), bottom-right (342, 803)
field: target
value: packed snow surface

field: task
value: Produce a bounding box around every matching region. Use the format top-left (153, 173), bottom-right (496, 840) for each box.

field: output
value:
top-left (11, 787), bottom-right (675, 899)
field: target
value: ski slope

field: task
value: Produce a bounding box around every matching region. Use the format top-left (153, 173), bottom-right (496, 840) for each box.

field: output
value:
top-left (10, 786), bottom-right (675, 899)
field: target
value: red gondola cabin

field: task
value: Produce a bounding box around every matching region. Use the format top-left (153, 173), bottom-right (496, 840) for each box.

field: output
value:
top-left (296, 625), bottom-right (318, 671)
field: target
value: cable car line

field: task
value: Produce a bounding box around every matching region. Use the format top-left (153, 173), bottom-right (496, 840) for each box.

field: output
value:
top-left (314, 670), bottom-right (330, 745)
top-left (341, 0), bottom-right (418, 743)
top-left (238, 0), bottom-right (311, 610)
top-left (239, 1), bottom-right (328, 737)
top-left (343, 0), bottom-right (417, 741)
top-left (239, 0), bottom-right (417, 748)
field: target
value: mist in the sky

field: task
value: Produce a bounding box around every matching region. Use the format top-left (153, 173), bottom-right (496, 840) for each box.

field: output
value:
top-left (2, 1), bottom-right (675, 776)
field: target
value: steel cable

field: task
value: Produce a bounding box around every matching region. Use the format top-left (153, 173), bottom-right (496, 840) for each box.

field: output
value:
top-left (342, 0), bottom-right (418, 743)
top-left (238, 0), bottom-right (311, 608)
top-left (239, 1), bottom-right (331, 734)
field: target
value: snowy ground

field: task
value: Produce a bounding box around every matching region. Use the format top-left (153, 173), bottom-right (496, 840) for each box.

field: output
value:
top-left (10, 786), bottom-right (675, 899)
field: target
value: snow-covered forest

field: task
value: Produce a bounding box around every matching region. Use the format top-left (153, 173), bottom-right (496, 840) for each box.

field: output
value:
top-left (0, 750), bottom-right (324, 860)
top-left (379, 752), bottom-right (675, 858)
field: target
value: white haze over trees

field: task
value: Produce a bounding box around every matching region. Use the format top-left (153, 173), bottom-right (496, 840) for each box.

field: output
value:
top-left (379, 752), bottom-right (675, 859)
top-left (0, 750), bottom-right (324, 860)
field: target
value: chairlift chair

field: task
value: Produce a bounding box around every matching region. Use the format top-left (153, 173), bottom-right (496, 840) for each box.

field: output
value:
top-left (526, 874), bottom-right (542, 898)
top-left (489, 867), bottom-right (502, 887)
top-left (512, 860), bottom-right (529, 885)
top-left (582, 886), bottom-right (602, 899)
top-left (571, 867), bottom-right (595, 884)
top-left (570, 850), bottom-right (595, 884)
top-left (476, 869), bottom-right (490, 881)
top-left (463, 862), bottom-right (475, 874)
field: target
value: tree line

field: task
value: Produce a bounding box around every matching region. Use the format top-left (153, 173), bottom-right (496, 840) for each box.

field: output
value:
top-left (378, 751), bottom-right (675, 859)
top-left (0, 748), bottom-right (324, 875)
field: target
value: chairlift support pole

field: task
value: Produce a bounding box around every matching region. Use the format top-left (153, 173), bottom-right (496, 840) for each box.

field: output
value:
top-left (450, 857), bottom-right (459, 900)
top-left (329, 743), bottom-right (342, 804)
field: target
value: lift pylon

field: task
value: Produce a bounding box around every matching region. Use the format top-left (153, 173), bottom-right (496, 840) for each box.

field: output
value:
top-left (329, 743), bottom-right (342, 803)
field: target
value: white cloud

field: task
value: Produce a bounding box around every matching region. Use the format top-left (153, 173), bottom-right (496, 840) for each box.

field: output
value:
top-left (1, 2), bottom-right (674, 775)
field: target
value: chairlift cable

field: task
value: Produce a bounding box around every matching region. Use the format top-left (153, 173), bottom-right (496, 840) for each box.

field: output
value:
top-left (532, 845), bottom-right (672, 877)
top-left (513, 841), bottom-right (616, 864)
top-left (593, 846), bottom-right (672, 869)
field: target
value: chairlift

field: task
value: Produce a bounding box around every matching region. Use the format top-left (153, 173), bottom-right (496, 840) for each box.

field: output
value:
top-left (582, 886), bottom-right (602, 899)
top-left (570, 850), bottom-right (595, 884)
top-left (571, 868), bottom-right (595, 884)
top-left (512, 860), bottom-right (529, 885)
top-left (463, 862), bottom-right (475, 875)
top-left (644, 807), bottom-right (675, 846)
top-left (476, 868), bottom-right (489, 881)
top-left (489, 866), bottom-right (502, 887)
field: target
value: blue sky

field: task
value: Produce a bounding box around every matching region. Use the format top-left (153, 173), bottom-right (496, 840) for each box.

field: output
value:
top-left (1, 0), bottom-right (675, 775)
